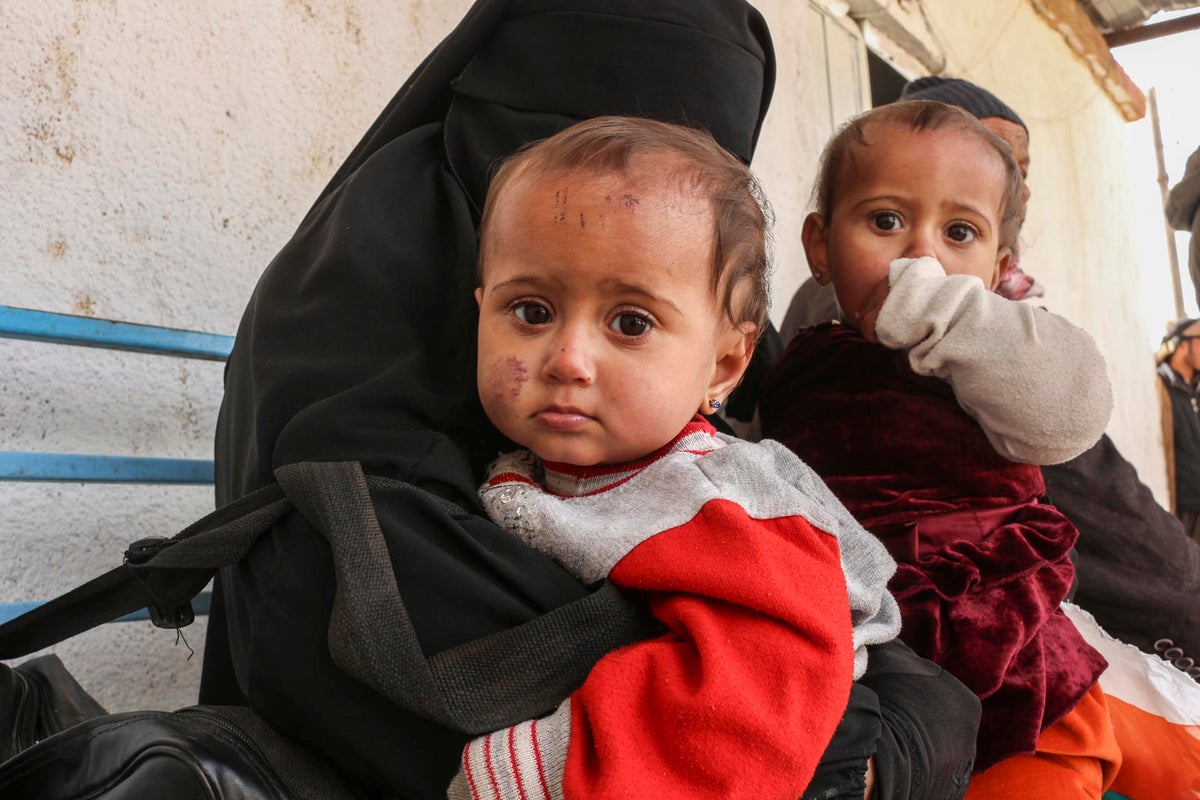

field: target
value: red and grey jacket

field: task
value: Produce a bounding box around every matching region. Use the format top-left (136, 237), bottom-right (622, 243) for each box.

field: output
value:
top-left (452, 417), bottom-right (899, 800)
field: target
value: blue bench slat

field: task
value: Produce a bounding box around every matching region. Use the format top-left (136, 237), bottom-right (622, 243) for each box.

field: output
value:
top-left (0, 591), bottom-right (212, 626)
top-left (0, 452), bottom-right (214, 484)
top-left (0, 305), bottom-right (233, 360)
top-left (0, 308), bottom-right (223, 634)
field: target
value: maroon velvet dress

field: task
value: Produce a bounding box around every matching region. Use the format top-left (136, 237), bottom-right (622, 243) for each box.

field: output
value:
top-left (759, 322), bottom-right (1106, 771)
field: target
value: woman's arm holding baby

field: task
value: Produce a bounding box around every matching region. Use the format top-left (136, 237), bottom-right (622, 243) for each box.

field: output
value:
top-left (863, 256), bottom-right (1112, 465)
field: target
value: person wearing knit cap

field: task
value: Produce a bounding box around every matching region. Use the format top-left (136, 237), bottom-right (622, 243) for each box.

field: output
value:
top-left (899, 77), bottom-right (1028, 176)
top-left (1156, 317), bottom-right (1200, 540)
top-left (899, 76), bottom-right (1025, 125)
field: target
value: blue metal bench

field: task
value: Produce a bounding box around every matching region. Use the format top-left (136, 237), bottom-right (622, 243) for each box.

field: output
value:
top-left (0, 304), bottom-right (233, 625)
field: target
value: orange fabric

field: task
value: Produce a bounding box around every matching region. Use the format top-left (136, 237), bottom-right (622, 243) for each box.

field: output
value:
top-left (1106, 694), bottom-right (1200, 799)
top-left (964, 684), bottom-right (1121, 799)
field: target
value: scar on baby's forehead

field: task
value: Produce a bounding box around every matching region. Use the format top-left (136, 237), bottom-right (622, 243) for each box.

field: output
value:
top-left (600, 194), bottom-right (639, 210)
top-left (551, 187), bottom-right (569, 224)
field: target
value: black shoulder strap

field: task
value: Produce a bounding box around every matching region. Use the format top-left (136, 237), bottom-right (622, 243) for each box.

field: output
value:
top-left (272, 461), bottom-right (660, 732)
top-left (0, 481), bottom-right (290, 659)
top-left (0, 461), bottom-right (656, 733)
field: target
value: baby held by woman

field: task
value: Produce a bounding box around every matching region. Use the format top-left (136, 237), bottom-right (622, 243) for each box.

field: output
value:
top-left (455, 116), bottom-right (901, 800)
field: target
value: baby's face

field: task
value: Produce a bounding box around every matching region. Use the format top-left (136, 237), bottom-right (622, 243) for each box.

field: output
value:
top-left (815, 123), bottom-right (1010, 322)
top-left (475, 165), bottom-right (730, 467)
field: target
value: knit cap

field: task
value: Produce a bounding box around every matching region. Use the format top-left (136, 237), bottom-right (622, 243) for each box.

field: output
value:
top-left (900, 76), bottom-right (1027, 132)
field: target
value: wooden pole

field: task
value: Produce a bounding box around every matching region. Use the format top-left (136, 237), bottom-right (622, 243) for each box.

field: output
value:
top-left (1106, 12), bottom-right (1200, 49)
top-left (1150, 87), bottom-right (1186, 321)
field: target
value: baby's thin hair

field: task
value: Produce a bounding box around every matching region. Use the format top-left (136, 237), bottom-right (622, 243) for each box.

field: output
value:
top-left (812, 100), bottom-right (1027, 250)
top-left (479, 116), bottom-right (774, 337)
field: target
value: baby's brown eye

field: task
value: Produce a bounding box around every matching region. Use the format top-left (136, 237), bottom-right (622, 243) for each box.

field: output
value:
top-left (946, 223), bottom-right (977, 244)
top-left (871, 212), bottom-right (900, 232)
top-left (610, 313), bottom-right (651, 337)
top-left (513, 302), bottom-right (552, 325)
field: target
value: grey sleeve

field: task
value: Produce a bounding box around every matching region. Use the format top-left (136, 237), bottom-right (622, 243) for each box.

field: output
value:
top-left (875, 257), bottom-right (1113, 465)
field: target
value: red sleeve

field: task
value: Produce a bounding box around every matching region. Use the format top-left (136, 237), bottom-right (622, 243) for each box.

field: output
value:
top-left (563, 498), bottom-right (854, 800)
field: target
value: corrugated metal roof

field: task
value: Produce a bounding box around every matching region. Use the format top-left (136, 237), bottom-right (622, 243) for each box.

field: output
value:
top-left (1079, 0), bottom-right (1200, 31)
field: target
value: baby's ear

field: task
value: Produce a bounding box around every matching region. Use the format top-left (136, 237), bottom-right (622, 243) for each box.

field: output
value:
top-left (990, 249), bottom-right (1013, 292)
top-left (801, 213), bottom-right (831, 285)
top-left (474, 287), bottom-right (484, 307)
top-left (708, 322), bottom-right (757, 407)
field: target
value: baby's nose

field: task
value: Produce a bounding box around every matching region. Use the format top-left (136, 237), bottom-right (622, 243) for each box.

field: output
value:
top-left (543, 330), bottom-right (595, 386)
top-left (903, 232), bottom-right (938, 260)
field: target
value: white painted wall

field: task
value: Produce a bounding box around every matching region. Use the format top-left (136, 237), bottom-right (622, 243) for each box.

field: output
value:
top-left (0, 0), bottom-right (1171, 712)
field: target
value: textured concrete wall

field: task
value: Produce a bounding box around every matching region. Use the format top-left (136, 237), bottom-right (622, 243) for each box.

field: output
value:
top-left (0, 0), bottom-right (1170, 714)
top-left (0, 0), bottom-right (477, 712)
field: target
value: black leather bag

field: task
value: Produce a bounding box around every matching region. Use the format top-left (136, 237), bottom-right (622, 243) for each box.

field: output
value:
top-left (0, 653), bottom-right (366, 799)
top-left (0, 654), bottom-right (106, 766)
top-left (0, 705), bottom-right (368, 800)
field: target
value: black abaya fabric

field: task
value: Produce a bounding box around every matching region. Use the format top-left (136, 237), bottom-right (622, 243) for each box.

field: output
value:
top-left (1042, 434), bottom-right (1200, 661)
top-left (203, 1), bottom-right (776, 796)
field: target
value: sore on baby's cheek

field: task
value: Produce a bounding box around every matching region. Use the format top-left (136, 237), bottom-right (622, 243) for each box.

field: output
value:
top-left (488, 356), bottom-right (529, 400)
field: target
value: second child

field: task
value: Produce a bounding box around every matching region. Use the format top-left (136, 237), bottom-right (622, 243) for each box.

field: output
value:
top-left (759, 100), bottom-right (1121, 798)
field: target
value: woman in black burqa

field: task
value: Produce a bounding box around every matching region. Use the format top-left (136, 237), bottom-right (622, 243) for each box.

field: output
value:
top-left (201, 1), bottom-right (980, 797)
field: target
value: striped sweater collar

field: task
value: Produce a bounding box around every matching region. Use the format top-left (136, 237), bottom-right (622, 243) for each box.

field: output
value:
top-left (538, 416), bottom-right (719, 497)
